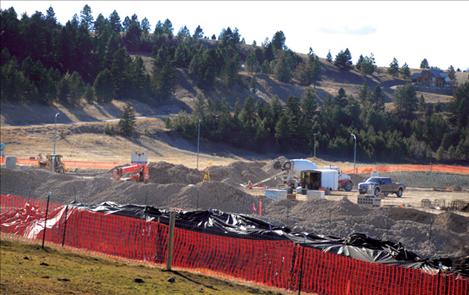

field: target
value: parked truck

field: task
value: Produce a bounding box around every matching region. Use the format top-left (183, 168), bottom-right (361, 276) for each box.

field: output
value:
top-left (358, 176), bottom-right (405, 197)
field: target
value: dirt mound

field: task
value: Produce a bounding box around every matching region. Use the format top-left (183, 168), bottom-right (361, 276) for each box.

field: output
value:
top-left (208, 161), bottom-right (272, 186)
top-left (0, 167), bottom-right (257, 214)
top-left (433, 212), bottom-right (469, 234)
top-left (148, 159), bottom-right (285, 188)
top-left (385, 207), bottom-right (434, 224)
top-left (148, 161), bottom-right (203, 184)
top-left (261, 156), bottom-right (288, 174)
top-left (172, 182), bottom-right (259, 213)
top-left (264, 197), bottom-right (469, 258)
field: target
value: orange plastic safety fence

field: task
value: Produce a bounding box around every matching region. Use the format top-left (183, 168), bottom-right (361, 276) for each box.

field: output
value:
top-left (342, 164), bottom-right (469, 175)
top-left (0, 156), bottom-right (119, 170)
top-left (1, 194), bottom-right (468, 295)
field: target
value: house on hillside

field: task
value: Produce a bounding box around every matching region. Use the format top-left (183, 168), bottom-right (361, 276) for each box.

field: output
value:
top-left (411, 69), bottom-right (452, 88)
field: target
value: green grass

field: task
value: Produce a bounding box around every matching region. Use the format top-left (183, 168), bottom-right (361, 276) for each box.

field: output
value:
top-left (0, 238), bottom-right (284, 295)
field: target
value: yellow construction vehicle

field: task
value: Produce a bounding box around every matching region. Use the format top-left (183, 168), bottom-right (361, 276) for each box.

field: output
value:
top-left (38, 153), bottom-right (65, 173)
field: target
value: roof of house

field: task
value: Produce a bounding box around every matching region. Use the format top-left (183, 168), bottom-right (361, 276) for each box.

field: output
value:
top-left (412, 69), bottom-right (449, 80)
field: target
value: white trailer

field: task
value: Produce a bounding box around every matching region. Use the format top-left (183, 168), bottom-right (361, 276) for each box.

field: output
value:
top-left (315, 168), bottom-right (339, 191)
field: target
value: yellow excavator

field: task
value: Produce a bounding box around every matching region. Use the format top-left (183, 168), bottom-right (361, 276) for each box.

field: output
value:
top-left (38, 153), bottom-right (65, 173)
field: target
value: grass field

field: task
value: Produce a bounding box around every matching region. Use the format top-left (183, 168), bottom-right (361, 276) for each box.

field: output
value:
top-left (0, 238), bottom-right (284, 295)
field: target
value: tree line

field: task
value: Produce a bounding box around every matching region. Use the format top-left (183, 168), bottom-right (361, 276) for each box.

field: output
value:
top-left (168, 82), bottom-right (469, 162)
top-left (0, 5), bottom-right (323, 105)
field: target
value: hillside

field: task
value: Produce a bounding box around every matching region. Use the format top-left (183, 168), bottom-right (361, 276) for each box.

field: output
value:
top-left (0, 239), bottom-right (280, 295)
top-left (1, 5), bottom-right (468, 163)
top-left (0, 57), bottom-right (445, 126)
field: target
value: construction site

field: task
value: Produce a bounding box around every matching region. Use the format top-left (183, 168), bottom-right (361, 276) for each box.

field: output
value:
top-left (1, 154), bottom-right (468, 259)
top-left (1, 1), bottom-right (469, 293)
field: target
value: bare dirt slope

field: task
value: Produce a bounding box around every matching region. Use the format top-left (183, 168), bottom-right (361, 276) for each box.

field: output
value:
top-left (0, 118), bottom-right (262, 169)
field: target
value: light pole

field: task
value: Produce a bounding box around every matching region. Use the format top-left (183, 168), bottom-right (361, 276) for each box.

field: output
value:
top-left (313, 133), bottom-right (317, 158)
top-left (196, 119), bottom-right (201, 170)
top-left (350, 133), bottom-right (357, 173)
top-left (52, 112), bottom-right (60, 172)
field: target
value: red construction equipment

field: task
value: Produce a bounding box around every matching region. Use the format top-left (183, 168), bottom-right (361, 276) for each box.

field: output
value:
top-left (112, 163), bottom-right (149, 183)
top-left (112, 152), bottom-right (149, 183)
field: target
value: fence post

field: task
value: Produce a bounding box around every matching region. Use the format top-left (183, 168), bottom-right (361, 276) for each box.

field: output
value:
top-left (42, 192), bottom-right (51, 249)
top-left (297, 245), bottom-right (305, 295)
top-left (61, 205), bottom-right (69, 247)
top-left (166, 211), bottom-right (176, 271)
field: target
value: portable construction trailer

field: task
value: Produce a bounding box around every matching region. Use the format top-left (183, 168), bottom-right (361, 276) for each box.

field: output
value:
top-left (300, 169), bottom-right (339, 191)
top-left (315, 168), bottom-right (339, 191)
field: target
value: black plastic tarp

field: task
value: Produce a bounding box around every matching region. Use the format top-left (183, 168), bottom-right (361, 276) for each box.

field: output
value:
top-left (69, 201), bottom-right (468, 277)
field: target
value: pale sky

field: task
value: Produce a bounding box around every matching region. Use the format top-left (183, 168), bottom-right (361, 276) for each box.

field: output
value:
top-left (2, 1), bottom-right (468, 70)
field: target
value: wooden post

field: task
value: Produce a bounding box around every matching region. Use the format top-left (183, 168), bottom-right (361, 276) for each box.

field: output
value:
top-left (166, 211), bottom-right (176, 271)
top-left (42, 192), bottom-right (51, 249)
top-left (61, 205), bottom-right (69, 247)
top-left (297, 246), bottom-right (305, 295)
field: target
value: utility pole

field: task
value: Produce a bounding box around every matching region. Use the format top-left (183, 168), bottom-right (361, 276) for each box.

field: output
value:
top-left (350, 133), bottom-right (357, 173)
top-left (196, 119), bottom-right (201, 170)
top-left (52, 112), bottom-right (60, 172)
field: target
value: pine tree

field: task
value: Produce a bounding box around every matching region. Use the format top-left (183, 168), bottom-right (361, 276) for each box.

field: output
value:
top-left (123, 16), bottom-right (131, 31)
top-left (274, 53), bottom-right (291, 82)
top-left (358, 54), bottom-right (376, 75)
top-left (45, 6), bottom-right (57, 25)
top-left (401, 62), bottom-right (410, 79)
top-left (193, 25), bottom-right (203, 39)
top-left (395, 83), bottom-right (418, 118)
top-left (93, 69), bottom-right (113, 102)
top-left (452, 82), bottom-right (469, 127)
top-left (245, 51), bottom-right (259, 73)
top-left (80, 5), bottom-right (94, 31)
top-left (326, 50), bottom-right (333, 63)
top-left (372, 86), bottom-right (385, 111)
top-left (420, 58), bottom-right (429, 69)
top-left (301, 88), bottom-right (318, 146)
top-left (177, 26), bottom-right (190, 40)
top-left (110, 47), bottom-right (132, 99)
top-left (388, 58), bottom-right (399, 76)
top-left (119, 103), bottom-right (136, 137)
top-left (109, 10), bottom-right (122, 32)
top-left (141, 18), bottom-right (150, 35)
top-left (448, 65), bottom-right (456, 80)
top-left (162, 19), bottom-right (173, 36)
top-left (56, 76), bottom-right (70, 102)
top-left (272, 31), bottom-right (286, 51)
top-left (84, 85), bottom-right (95, 102)
top-left (275, 113), bottom-right (289, 142)
top-left (152, 46), bottom-right (175, 99)
top-left (334, 49), bottom-right (352, 70)
top-left (436, 145), bottom-right (445, 161)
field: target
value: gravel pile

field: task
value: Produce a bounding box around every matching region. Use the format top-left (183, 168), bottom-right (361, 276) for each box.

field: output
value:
top-left (264, 197), bottom-right (469, 258)
top-left (0, 167), bottom-right (259, 214)
top-left (148, 162), bottom-right (203, 184)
